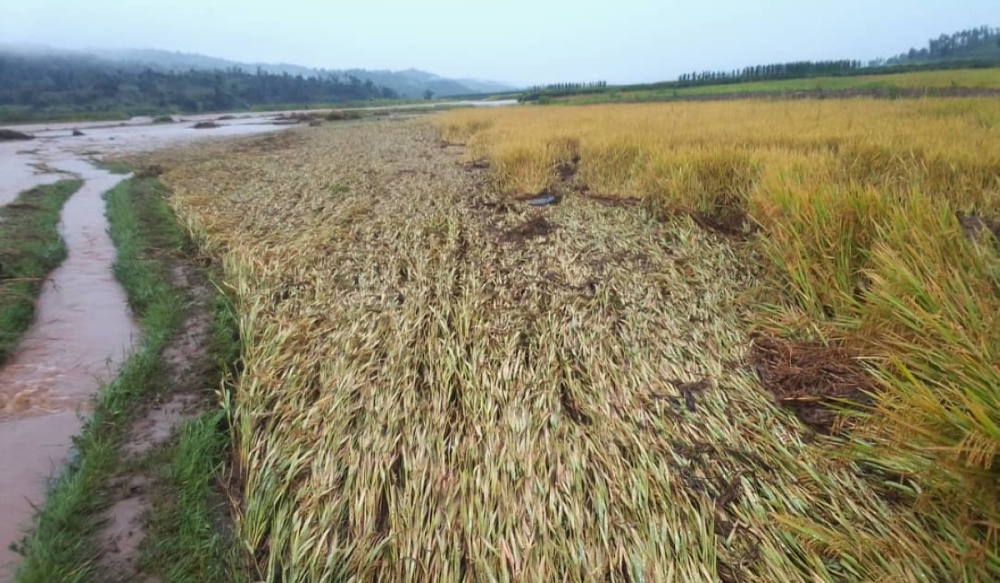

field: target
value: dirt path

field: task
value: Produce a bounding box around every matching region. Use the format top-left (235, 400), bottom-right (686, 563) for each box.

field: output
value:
top-left (96, 262), bottom-right (216, 583)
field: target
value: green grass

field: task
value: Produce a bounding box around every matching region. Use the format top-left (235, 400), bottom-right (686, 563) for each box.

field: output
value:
top-left (140, 274), bottom-right (244, 583)
top-left (12, 178), bottom-right (240, 583)
top-left (556, 68), bottom-right (1000, 105)
top-left (0, 180), bottom-right (83, 364)
top-left (141, 410), bottom-right (234, 583)
top-left (90, 158), bottom-right (133, 175)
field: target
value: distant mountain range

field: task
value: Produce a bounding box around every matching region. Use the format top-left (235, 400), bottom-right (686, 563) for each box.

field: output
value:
top-left (0, 44), bottom-right (517, 98)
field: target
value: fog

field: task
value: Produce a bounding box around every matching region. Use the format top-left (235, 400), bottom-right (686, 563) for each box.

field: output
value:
top-left (1, 0), bottom-right (996, 85)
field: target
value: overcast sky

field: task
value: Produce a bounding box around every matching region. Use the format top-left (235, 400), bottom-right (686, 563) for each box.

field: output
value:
top-left (1, 0), bottom-right (995, 85)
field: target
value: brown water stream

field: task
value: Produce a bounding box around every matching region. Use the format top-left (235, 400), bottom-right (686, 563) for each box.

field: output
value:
top-left (0, 162), bottom-right (135, 577)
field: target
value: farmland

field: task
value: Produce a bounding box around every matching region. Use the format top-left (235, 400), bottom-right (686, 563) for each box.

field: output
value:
top-left (549, 68), bottom-right (1000, 104)
top-left (138, 97), bottom-right (1000, 582)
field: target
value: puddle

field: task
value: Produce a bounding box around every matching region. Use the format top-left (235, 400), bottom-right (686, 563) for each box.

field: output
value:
top-left (98, 475), bottom-right (148, 576)
top-left (0, 118), bottom-right (296, 580)
top-left (126, 394), bottom-right (201, 457)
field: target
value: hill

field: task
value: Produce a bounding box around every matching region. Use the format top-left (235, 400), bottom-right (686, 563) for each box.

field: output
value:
top-left (11, 46), bottom-right (515, 98)
top-left (0, 50), bottom-right (400, 122)
top-left (336, 68), bottom-right (489, 99)
top-left (885, 26), bottom-right (1000, 65)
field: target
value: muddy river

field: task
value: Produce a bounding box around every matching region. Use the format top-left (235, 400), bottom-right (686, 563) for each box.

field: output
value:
top-left (0, 114), bottom-right (294, 580)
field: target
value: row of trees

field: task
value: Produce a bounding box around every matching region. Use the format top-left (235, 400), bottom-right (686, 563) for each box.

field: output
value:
top-left (888, 26), bottom-right (1000, 64)
top-left (518, 81), bottom-right (608, 102)
top-left (0, 53), bottom-right (398, 118)
top-left (678, 60), bottom-right (864, 84)
top-left (523, 81), bottom-right (608, 95)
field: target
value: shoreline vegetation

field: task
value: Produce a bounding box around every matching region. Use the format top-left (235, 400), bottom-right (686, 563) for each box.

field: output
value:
top-left (521, 67), bottom-right (1000, 105)
top-left (3, 66), bottom-right (999, 125)
top-left (520, 27), bottom-right (1000, 104)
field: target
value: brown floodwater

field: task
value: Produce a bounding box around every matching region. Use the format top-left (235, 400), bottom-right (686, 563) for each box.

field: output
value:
top-left (0, 162), bottom-right (135, 578)
top-left (0, 162), bottom-right (136, 413)
top-left (0, 151), bottom-right (66, 208)
top-left (0, 117), bottom-right (295, 580)
top-left (0, 412), bottom-right (79, 572)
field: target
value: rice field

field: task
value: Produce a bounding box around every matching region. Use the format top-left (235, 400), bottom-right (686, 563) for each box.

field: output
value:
top-left (148, 99), bottom-right (999, 583)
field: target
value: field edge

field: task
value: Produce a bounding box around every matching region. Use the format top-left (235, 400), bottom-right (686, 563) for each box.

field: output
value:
top-left (10, 177), bottom-right (243, 583)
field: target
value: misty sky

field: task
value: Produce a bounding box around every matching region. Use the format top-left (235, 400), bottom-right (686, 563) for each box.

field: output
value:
top-left (1, 0), bottom-right (996, 85)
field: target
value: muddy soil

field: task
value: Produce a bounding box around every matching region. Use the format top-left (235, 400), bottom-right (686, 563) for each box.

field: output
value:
top-left (0, 130), bottom-right (34, 142)
top-left (501, 216), bottom-right (559, 243)
top-left (751, 335), bottom-right (874, 433)
top-left (98, 264), bottom-right (215, 582)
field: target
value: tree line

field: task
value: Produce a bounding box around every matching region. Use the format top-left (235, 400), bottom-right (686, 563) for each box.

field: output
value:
top-left (518, 81), bottom-right (608, 101)
top-left (523, 81), bottom-right (608, 94)
top-left (517, 25), bottom-right (1000, 102)
top-left (522, 59), bottom-right (872, 100)
top-left (886, 26), bottom-right (1000, 64)
top-left (0, 52), bottom-right (398, 121)
top-left (678, 60), bottom-right (864, 84)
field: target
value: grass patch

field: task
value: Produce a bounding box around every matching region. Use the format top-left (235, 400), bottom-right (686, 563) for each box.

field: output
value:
top-left (139, 285), bottom-right (244, 583)
top-left (92, 158), bottom-right (133, 175)
top-left (0, 106), bottom-right (130, 125)
top-left (11, 177), bottom-right (238, 583)
top-left (141, 409), bottom-right (233, 583)
top-left (0, 179), bottom-right (82, 364)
